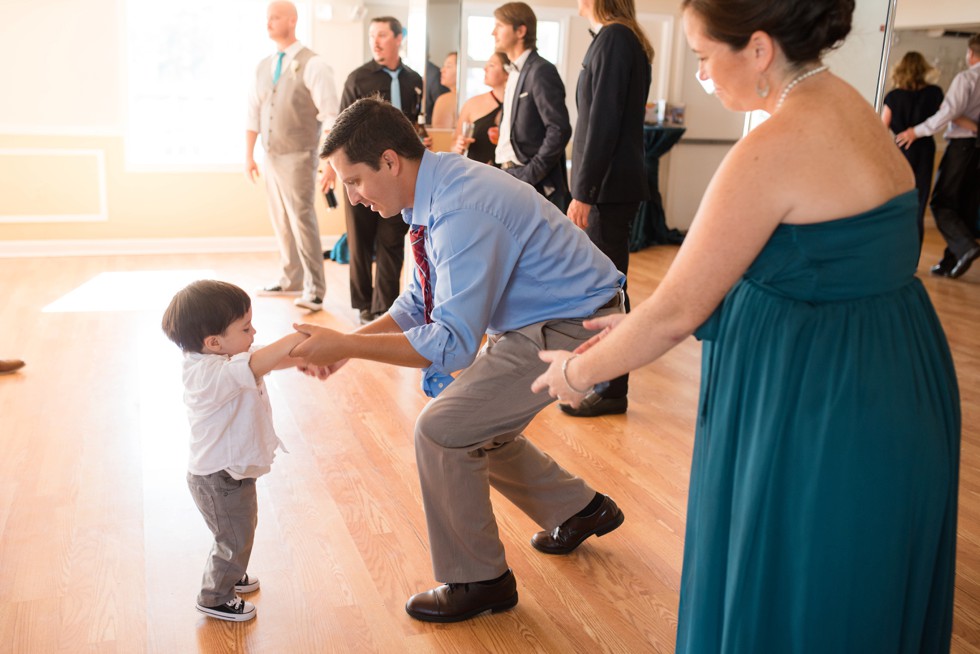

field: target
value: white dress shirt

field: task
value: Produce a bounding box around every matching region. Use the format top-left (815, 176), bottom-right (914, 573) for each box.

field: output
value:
top-left (246, 40), bottom-right (339, 133)
top-left (182, 347), bottom-right (287, 479)
top-left (913, 61), bottom-right (980, 140)
top-left (495, 49), bottom-right (532, 166)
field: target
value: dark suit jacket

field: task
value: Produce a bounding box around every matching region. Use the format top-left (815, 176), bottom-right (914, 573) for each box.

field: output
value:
top-left (572, 24), bottom-right (651, 205)
top-left (505, 50), bottom-right (572, 206)
top-left (341, 60), bottom-right (424, 123)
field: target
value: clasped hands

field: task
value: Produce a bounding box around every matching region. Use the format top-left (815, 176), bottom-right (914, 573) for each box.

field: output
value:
top-left (291, 323), bottom-right (350, 380)
top-left (531, 313), bottom-right (626, 407)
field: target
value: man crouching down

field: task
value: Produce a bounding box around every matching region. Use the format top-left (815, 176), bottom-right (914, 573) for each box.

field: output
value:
top-left (291, 97), bottom-right (627, 623)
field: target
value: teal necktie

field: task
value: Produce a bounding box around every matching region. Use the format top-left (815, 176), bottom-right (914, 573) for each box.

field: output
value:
top-left (385, 67), bottom-right (402, 110)
top-left (273, 52), bottom-right (285, 85)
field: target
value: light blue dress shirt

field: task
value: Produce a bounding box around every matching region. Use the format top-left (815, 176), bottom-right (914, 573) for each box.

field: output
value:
top-left (389, 150), bottom-right (625, 396)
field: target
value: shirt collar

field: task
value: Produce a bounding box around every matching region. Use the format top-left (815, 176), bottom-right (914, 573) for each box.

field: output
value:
top-left (506, 49), bottom-right (532, 74)
top-left (278, 41), bottom-right (303, 60)
top-left (372, 59), bottom-right (403, 74)
top-left (403, 149), bottom-right (437, 226)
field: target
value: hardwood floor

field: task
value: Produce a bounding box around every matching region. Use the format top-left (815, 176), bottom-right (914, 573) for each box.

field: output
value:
top-left (0, 227), bottom-right (977, 652)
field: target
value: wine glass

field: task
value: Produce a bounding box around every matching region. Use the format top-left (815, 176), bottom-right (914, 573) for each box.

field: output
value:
top-left (461, 121), bottom-right (476, 156)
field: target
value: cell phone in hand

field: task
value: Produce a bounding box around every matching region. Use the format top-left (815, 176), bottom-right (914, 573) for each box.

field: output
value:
top-left (325, 189), bottom-right (337, 209)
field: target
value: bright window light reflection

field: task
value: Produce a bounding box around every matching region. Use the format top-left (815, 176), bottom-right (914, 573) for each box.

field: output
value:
top-left (125, 0), bottom-right (310, 169)
top-left (43, 270), bottom-right (217, 313)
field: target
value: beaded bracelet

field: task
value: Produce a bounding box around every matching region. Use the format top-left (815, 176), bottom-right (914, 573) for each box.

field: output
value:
top-left (561, 354), bottom-right (592, 394)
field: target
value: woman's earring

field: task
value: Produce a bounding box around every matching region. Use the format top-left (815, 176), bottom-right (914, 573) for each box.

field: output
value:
top-left (756, 75), bottom-right (770, 98)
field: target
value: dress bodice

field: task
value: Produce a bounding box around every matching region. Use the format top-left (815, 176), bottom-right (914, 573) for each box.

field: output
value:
top-left (742, 191), bottom-right (919, 302)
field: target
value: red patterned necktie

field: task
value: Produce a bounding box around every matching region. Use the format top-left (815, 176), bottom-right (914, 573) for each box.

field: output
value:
top-left (410, 225), bottom-right (433, 323)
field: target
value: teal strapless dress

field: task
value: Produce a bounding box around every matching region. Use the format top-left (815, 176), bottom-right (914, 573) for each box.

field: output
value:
top-left (677, 192), bottom-right (960, 653)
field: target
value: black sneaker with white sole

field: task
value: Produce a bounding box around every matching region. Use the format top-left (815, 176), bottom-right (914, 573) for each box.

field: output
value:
top-left (235, 573), bottom-right (260, 593)
top-left (196, 596), bottom-right (256, 622)
top-left (256, 284), bottom-right (301, 296)
top-left (294, 296), bottom-right (323, 312)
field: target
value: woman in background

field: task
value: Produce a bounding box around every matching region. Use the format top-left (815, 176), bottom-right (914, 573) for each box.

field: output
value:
top-left (558, 0), bottom-right (654, 418)
top-left (452, 51), bottom-right (510, 165)
top-left (430, 52), bottom-right (458, 129)
top-left (534, 0), bottom-right (960, 650)
top-left (882, 51), bottom-right (944, 245)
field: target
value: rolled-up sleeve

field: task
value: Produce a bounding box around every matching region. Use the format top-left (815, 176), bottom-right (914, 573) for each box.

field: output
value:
top-left (914, 72), bottom-right (969, 137)
top-left (246, 62), bottom-right (261, 133)
top-left (394, 210), bottom-right (519, 383)
top-left (305, 55), bottom-right (339, 129)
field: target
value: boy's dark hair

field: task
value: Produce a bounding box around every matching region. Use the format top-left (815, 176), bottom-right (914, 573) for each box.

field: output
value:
top-left (320, 96), bottom-right (425, 168)
top-left (161, 280), bottom-right (251, 353)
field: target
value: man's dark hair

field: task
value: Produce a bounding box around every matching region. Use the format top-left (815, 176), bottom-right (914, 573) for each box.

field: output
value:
top-left (320, 97), bottom-right (425, 169)
top-left (970, 34), bottom-right (980, 58)
top-left (494, 2), bottom-right (537, 51)
top-left (161, 280), bottom-right (251, 353)
top-left (371, 16), bottom-right (402, 38)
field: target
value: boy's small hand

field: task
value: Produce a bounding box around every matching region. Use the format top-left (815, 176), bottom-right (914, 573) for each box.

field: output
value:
top-left (297, 361), bottom-right (348, 380)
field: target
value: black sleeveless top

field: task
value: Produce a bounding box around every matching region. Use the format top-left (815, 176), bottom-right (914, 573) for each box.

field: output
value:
top-left (466, 96), bottom-right (504, 166)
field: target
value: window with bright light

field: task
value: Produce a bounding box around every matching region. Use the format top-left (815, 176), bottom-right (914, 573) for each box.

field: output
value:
top-left (125, 0), bottom-right (309, 170)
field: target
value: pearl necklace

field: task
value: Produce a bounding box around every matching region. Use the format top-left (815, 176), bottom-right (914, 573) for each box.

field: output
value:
top-left (775, 65), bottom-right (828, 111)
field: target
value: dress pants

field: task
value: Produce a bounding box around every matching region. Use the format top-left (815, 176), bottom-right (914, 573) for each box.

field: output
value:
top-left (901, 139), bottom-right (937, 247)
top-left (414, 300), bottom-right (623, 583)
top-left (187, 471), bottom-right (258, 606)
top-left (345, 198), bottom-right (409, 314)
top-left (930, 138), bottom-right (980, 260)
top-left (264, 151), bottom-right (326, 300)
top-left (584, 201), bottom-right (639, 399)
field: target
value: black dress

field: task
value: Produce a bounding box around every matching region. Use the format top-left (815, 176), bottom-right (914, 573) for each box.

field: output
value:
top-left (883, 85), bottom-right (944, 243)
top-left (466, 97), bottom-right (503, 166)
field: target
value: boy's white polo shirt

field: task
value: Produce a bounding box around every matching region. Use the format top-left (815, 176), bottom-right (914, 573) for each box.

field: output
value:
top-left (182, 346), bottom-right (286, 480)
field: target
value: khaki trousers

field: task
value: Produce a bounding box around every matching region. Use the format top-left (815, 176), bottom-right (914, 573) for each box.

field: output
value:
top-left (264, 150), bottom-right (326, 300)
top-left (414, 298), bottom-right (623, 582)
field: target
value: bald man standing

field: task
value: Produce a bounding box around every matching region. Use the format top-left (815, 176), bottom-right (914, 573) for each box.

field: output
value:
top-left (247, 1), bottom-right (338, 312)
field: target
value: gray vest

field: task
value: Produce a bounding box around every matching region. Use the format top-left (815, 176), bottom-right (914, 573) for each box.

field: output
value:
top-left (257, 48), bottom-right (321, 154)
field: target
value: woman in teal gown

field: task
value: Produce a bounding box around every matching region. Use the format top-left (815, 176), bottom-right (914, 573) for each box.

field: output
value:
top-left (532, 0), bottom-right (960, 651)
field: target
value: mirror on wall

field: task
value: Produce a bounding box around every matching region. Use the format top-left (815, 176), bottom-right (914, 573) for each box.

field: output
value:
top-left (423, 0), bottom-right (462, 148)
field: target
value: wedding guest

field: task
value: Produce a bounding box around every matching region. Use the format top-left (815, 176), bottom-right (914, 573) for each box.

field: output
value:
top-left (452, 51), bottom-right (510, 165)
top-left (534, 1), bottom-right (961, 650)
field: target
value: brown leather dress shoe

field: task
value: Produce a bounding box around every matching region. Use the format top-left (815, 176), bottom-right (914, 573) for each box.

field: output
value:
top-left (405, 570), bottom-right (518, 623)
top-left (531, 495), bottom-right (625, 555)
top-left (0, 359), bottom-right (25, 375)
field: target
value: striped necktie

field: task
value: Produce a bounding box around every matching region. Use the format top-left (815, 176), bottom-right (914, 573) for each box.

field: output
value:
top-left (410, 226), bottom-right (433, 323)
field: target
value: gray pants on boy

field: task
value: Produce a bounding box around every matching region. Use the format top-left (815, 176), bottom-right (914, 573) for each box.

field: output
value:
top-left (187, 470), bottom-right (258, 606)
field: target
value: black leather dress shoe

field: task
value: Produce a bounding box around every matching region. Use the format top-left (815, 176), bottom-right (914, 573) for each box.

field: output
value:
top-left (949, 246), bottom-right (980, 279)
top-left (405, 570), bottom-right (518, 623)
top-left (559, 391), bottom-right (628, 418)
top-left (531, 495), bottom-right (625, 555)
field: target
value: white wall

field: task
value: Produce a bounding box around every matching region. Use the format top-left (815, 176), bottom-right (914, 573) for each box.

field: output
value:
top-left (0, 0), bottom-right (121, 133)
top-left (894, 0), bottom-right (980, 30)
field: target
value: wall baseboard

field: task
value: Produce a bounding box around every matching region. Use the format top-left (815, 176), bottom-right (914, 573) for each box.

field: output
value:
top-left (0, 235), bottom-right (341, 258)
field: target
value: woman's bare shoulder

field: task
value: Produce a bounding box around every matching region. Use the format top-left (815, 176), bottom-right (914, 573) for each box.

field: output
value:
top-left (723, 84), bottom-right (913, 223)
